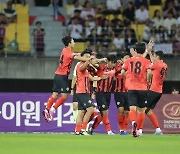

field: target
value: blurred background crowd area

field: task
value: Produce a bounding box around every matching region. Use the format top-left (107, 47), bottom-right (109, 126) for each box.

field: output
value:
top-left (1, 0), bottom-right (180, 57)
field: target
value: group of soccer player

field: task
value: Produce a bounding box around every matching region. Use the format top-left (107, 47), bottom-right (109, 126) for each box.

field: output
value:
top-left (42, 36), bottom-right (168, 137)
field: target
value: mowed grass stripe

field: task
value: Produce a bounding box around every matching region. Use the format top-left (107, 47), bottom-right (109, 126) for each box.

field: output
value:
top-left (0, 134), bottom-right (179, 154)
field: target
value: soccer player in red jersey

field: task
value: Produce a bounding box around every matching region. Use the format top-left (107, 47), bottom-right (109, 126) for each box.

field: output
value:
top-left (121, 43), bottom-right (151, 137)
top-left (74, 50), bottom-right (103, 135)
top-left (145, 50), bottom-right (168, 135)
top-left (88, 55), bottom-right (116, 135)
top-left (114, 52), bottom-right (130, 135)
top-left (43, 36), bottom-right (90, 122)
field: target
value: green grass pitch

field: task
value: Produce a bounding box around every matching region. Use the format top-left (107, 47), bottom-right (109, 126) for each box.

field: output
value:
top-left (0, 133), bottom-right (179, 154)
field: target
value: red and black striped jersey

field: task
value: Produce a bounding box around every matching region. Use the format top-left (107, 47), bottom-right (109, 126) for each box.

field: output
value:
top-left (96, 64), bottom-right (115, 92)
top-left (114, 64), bottom-right (126, 92)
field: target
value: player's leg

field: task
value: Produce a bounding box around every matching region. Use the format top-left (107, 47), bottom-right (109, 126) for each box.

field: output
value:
top-left (75, 110), bottom-right (85, 135)
top-left (123, 110), bottom-right (129, 134)
top-left (42, 92), bottom-right (58, 122)
top-left (73, 101), bottom-right (78, 121)
top-left (49, 93), bottom-right (68, 121)
top-left (49, 75), bottom-right (70, 120)
top-left (146, 90), bottom-right (163, 134)
top-left (136, 90), bottom-right (148, 136)
top-left (123, 92), bottom-right (130, 134)
top-left (81, 106), bottom-right (94, 135)
top-left (128, 90), bottom-right (138, 137)
top-left (145, 108), bottom-right (162, 134)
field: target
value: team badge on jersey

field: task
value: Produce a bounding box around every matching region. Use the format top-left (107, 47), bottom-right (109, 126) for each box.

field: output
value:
top-left (117, 102), bottom-right (121, 105)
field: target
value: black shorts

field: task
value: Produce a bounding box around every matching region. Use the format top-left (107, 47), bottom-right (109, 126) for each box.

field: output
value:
top-left (96, 92), bottom-right (111, 111)
top-left (52, 74), bottom-right (70, 93)
top-left (76, 93), bottom-right (94, 110)
top-left (114, 92), bottom-right (129, 111)
top-left (128, 90), bottom-right (147, 108)
top-left (146, 90), bottom-right (162, 109)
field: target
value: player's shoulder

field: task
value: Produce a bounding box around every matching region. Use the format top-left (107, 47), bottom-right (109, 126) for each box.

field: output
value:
top-left (62, 47), bottom-right (73, 54)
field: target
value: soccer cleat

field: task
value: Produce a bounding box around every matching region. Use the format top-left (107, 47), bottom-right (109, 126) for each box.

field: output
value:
top-left (42, 109), bottom-right (50, 122)
top-left (81, 131), bottom-right (90, 136)
top-left (49, 109), bottom-right (55, 121)
top-left (75, 132), bottom-right (81, 135)
top-left (108, 130), bottom-right (115, 135)
top-left (136, 130), bottom-right (142, 137)
top-left (132, 122), bottom-right (138, 137)
top-left (88, 127), bottom-right (94, 135)
top-left (154, 130), bottom-right (163, 135)
top-left (120, 131), bottom-right (128, 135)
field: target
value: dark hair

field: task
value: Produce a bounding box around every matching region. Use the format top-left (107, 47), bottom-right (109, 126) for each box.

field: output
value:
top-left (134, 42), bottom-right (146, 54)
top-left (81, 48), bottom-right (92, 56)
top-left (121, 52), bottom-right (131, 58)
top-left (106, 54), bottom-right (116, 63)
top-left (73, 0), bottom-right (78, 4)
top-left (36, 21), bottom-right (42, 25)
top-left (155, 51), bottom-right (164, 60)
top-left (62, 35), bottom-right (72, 46)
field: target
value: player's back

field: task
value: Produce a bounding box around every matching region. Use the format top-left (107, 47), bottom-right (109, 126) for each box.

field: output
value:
top-left (150, 61), bottom-right (168, 93)
top-left (55, 48), bottom-right (74, 75)
top-left (123, 55), bottom-right (150, 90)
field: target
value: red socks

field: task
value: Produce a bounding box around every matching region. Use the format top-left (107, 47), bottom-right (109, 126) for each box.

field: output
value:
top-left (81, 122), bottom-right (88, 130)
top-left (137, 113), bottom-right (145, 130)
top-left (123, 115), bottom-right (129, 131)
top-left (148, 113), bottom-right (160, 128)
top-left (118, 114), bottom-right (124, 130)
top-left (53, 97), bottom-right (66, 109)
top-left (129, 109), bottom-right (136, 122)
top-left (75, 124), bottom-right (81, 133)
top-left (92, 114), bottom-right (102, 129)
top-left (46, 96), bottom-right (56, 109)
top-left (89, 112), bottom-right (98, 122)
top-left (102, 116), bottom-right (111, 132)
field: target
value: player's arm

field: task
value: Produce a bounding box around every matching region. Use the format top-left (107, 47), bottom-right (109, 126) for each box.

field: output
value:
top-left (71, 75), bottom-right (77, 95)
top-left (120, 68), bottom-right (126, 77)
top-left (88, 74), bottom-right (108, 81)
top-left (130, 48), bottom-right (137, 57)
top-left (74, 53), bottom-right (90, 62)
top-left (143, 40), bottom-right (154, 58)
top-left (90, 57), bottom-right (107, 68)
top-left (80, 59), bottom-right (91, 71)
top-left (147, 68), bottom-right (152, 83)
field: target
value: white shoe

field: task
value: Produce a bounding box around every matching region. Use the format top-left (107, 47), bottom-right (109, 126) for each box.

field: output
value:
top-left (81, 131), bottom-right (90, 136)
top-left (108, 130), bottom-right (115, 135)
top-left (154, 130), bottom-right (163, 135)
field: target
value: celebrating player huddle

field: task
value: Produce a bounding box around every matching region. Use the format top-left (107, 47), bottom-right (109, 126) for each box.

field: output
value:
top-left (43, 36), bottom-right (168, 137)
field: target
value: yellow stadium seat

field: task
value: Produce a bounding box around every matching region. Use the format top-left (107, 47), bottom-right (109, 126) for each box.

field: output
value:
top-left (72, 42), bottom-right (87, 53)
top-left (16, 23), bottom-right (30, 52)
top-left (5, 23), bottom-right (16, 46)
top-left (66, 4), bottom-right (73, 13)
top-left (17, 14), bottom-right (29, 24)
top-left (137, 24), bottom-right (146, 41)
top-left (0, 3), bottom-right (6, 12)
top-left (149, 5), bottom-right (162, 19)
top-left (108, 14), bottom-right (123, 21)
top-left (16, 4), bottom-right (29, 14)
